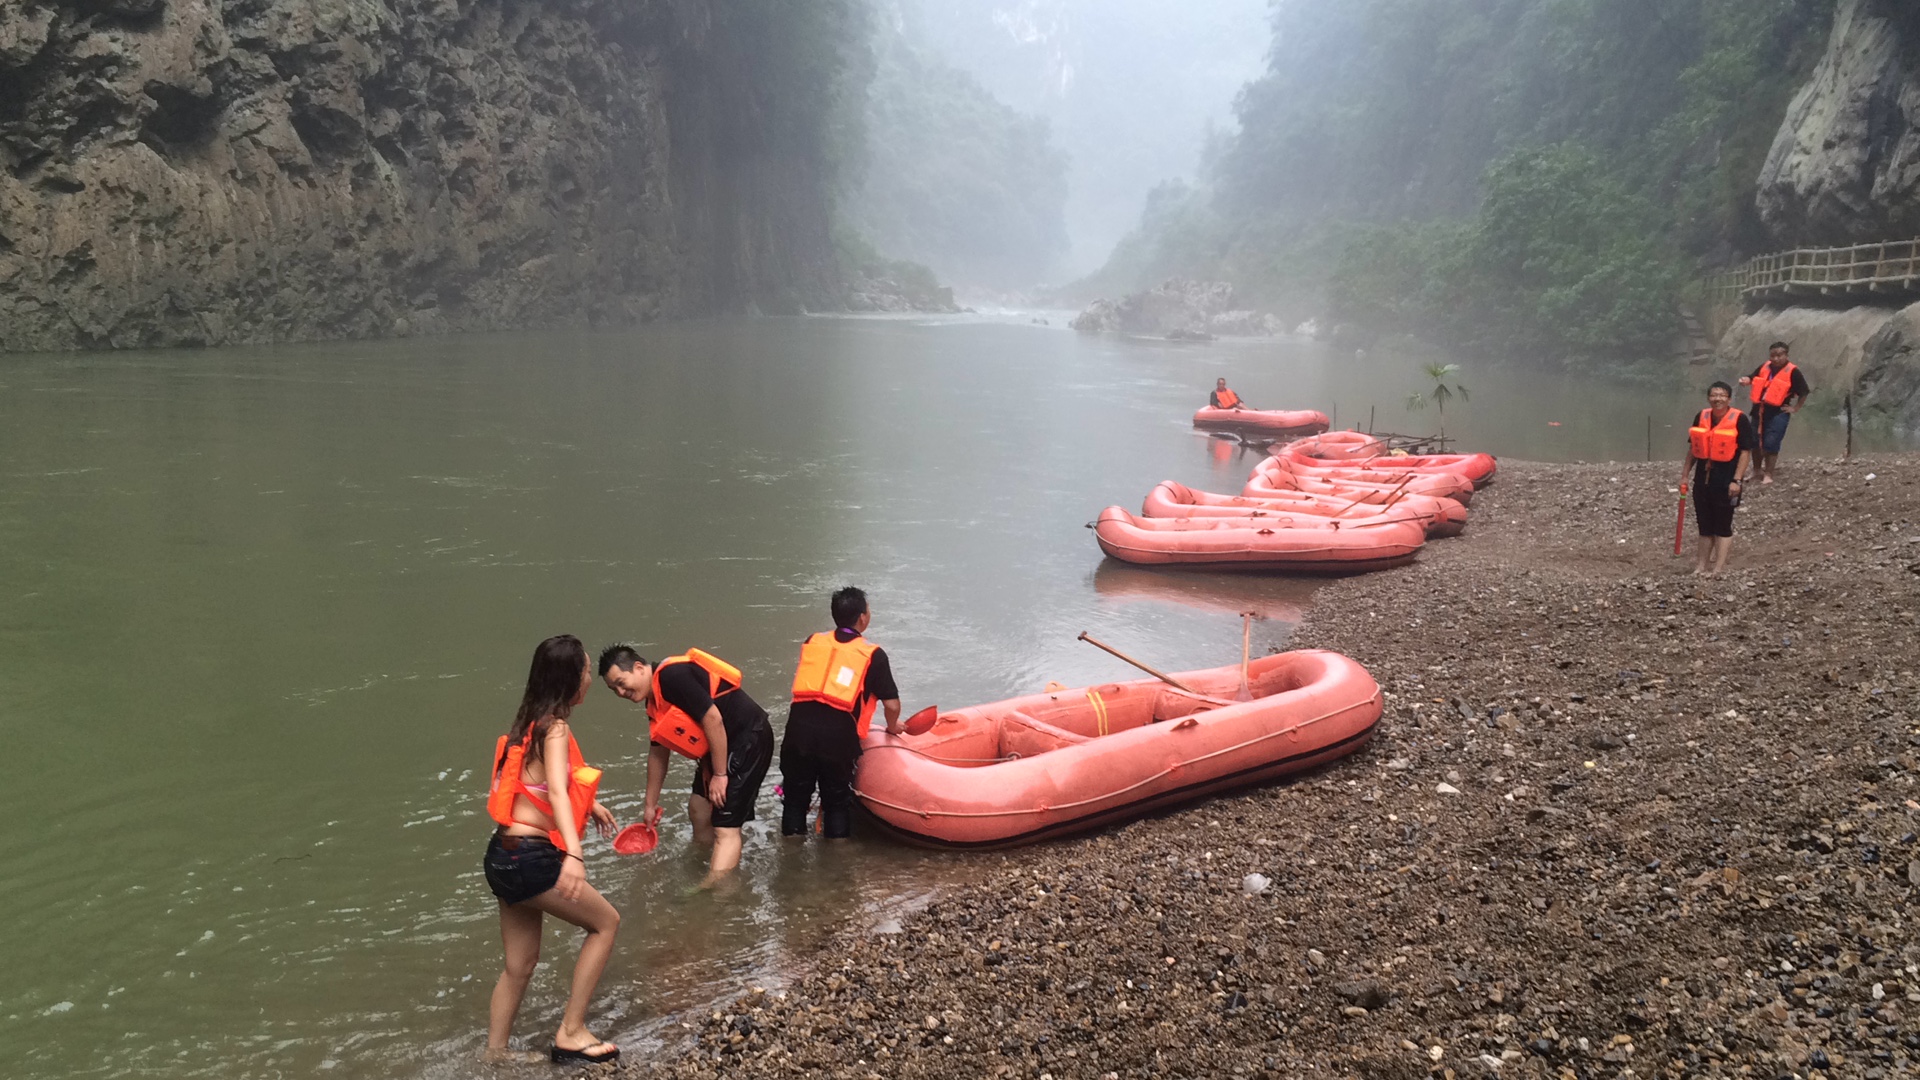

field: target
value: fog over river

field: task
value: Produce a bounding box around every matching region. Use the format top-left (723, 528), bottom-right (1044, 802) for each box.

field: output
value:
top-left (0, 315), bottom-right (1897, 1078)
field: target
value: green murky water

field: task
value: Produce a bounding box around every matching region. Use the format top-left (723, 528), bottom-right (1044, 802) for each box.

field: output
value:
top-left (0, 316), bottom-right (1897, 1078)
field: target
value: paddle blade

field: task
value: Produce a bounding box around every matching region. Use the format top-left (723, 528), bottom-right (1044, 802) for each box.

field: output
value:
top-left (902, 705), bottom-right (938, 736)
top-left (612, 823), bottom-right (658, 856)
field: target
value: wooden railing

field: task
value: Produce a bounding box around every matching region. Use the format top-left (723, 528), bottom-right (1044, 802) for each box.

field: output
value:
top-left (1710, 238), bottom-right (1920, 303)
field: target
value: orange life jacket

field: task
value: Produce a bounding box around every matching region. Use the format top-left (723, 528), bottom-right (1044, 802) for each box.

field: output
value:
top-left (1688, 407), bottom-right (1743, 463)
top-left (1749, 361), bottom-right (1799, 407)
top-left (1215, 387), bottom-right (1241, 409)
top-left (487, 728), bottom-right (602, 849)
top-left (790, 631), bottom-right (881, 735)
top-left (646, 649), bottom-right (741, 759)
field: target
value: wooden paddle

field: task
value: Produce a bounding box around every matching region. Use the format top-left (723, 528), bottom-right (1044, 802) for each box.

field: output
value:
top-left (1077, 631), bottom-right (1199, 693)
top-left (1329, 473), bottom-right (1411, 518)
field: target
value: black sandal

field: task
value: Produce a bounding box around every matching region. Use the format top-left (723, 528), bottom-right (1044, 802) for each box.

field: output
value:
top-left (550, 1041), bottom-right (619, 1064)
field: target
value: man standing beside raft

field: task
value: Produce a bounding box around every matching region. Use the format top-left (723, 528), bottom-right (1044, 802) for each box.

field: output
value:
top-left (1679, 381), bottom-right (1755, 576)
top-left (780, 587), bottom-right (903, 839)
top-left (600, 644), bottom-right (774, 885)
top-left (1739, 341), bottom-right (1808, 485)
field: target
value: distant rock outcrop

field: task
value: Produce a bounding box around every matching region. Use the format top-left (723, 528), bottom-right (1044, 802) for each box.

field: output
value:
top-left (0, 0), bottom-right (850, 352)
top-left (845, 269), bottom-right (960, 314)
top-left (1756, 0), bottom-right (1920, 245)
top-left (1070, 279), bottom-right (1284, 339)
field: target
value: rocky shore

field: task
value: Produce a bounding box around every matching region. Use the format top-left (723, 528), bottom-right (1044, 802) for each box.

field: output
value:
top-left (1071, 279), bottom-right (1287, 340)
top-left (627, 455), bottom-right (1919, 1080)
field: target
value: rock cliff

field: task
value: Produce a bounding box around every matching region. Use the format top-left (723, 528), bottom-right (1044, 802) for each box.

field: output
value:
top-left (1756, 0), bottom-right (1920, 246)
top-left (0, 0), bottom-right (851, 352)
top-left (1855, 300), bottom-right (1920, 428)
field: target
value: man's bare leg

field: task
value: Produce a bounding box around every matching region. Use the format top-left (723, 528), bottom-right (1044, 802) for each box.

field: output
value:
top-left (1694, 534), bottom-right (1711, 574)
top-left (1760, 452), bottom-right (1778, 483)
top-left (1707, 537), bottom-right (1733, 575)
top-left (689, 794), bottom-right (715, 847)
top-left (701, 827), bottom-right (744, 889)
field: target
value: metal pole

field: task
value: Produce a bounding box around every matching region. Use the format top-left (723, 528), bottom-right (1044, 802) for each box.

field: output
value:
top-left (1845, 392), bottom-right (1853, 460)
top-left (1368, 405), bottom-right (1375, 435)
top-left (1646, 415), bottom-right (1652, 461)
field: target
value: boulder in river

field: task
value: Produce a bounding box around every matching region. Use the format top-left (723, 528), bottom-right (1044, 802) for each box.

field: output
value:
top-left (1071, 278), bottom-right (1283, 339)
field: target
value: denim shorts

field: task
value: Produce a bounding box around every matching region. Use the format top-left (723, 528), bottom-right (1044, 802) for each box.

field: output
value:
top-left (483, 831), bottom-right (562, 905)
top-left (1761, 410), bottom-right (1791, 454)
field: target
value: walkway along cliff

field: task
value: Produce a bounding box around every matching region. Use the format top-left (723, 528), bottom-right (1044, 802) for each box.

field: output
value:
top-left (0, 0), bottom-right (862, 352)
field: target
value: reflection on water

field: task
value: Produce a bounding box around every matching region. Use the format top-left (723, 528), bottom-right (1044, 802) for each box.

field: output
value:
top-left (0, 316), bottom-right (1909, 1080)
top-left (1092, 561), bottom-right (1313, 624)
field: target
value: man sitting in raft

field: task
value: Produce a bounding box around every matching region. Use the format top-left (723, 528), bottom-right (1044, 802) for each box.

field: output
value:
top-left (1678, 381), bottom-right (1755, 576)
top-left (1210, 378), bottom-right (1246, 410)
top-left (779, 586), bottom-right (903, 839)
top-left (1738, 341), bottom-right (1809, 485)
top-left (599, 644), bottom-right (775, 885)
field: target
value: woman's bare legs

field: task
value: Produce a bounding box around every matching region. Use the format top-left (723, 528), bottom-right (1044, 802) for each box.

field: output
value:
top-left (487, 901), bottom-right (543, 1052)
top-left (526, 881), bottom-right (621, 1053)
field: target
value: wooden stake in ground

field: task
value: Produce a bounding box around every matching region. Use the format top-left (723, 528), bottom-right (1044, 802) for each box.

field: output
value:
top-left (1236, 612), bottom-right (1254, 702)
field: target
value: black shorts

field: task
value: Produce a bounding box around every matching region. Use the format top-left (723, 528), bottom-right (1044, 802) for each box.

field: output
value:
top-left (483, 831), bottom-right (562, 905)
top-left (1694, 488), bottom-right (1736, 538)
top-left (693, 719), bottom-right (774, 829)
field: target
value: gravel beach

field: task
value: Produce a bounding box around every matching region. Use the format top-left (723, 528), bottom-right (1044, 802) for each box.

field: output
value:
top-left (626, 455), bottom-right (1920, 1080)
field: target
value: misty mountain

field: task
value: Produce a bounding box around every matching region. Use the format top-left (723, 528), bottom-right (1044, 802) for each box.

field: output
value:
top-left (893, 0), bottom-right (1269, 276)
top-left (845, 19), bottom-right (1070, 290)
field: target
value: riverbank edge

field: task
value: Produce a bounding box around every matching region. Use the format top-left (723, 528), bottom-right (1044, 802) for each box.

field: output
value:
top-left (619, 454), bottom-right (1920, 1080)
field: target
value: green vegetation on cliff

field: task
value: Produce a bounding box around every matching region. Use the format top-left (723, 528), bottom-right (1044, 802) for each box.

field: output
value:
top-left (1091, 0), bottom-right (1837, 367)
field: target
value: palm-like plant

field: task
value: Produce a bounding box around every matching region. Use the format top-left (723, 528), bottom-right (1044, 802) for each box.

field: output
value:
top-left (1405, 362), bottom-right (1469, 440)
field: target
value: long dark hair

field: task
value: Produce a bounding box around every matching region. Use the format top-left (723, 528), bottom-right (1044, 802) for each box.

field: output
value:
top-left (496, 634), bottom-right (587, 775)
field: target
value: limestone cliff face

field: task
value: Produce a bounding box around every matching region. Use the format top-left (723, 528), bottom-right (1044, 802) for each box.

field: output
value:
top-left (1756, 0), bottom-right (1920, 246)
top-left (0, 0), bottom-right (847, 352)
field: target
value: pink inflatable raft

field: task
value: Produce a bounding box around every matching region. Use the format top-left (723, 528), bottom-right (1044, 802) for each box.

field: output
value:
top-left (854, 650), bottom-right (1382, 848)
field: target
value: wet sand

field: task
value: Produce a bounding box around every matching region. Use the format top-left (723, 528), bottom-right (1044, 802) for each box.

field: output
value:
top-left (626, 455), bottom-right (1920, 1080)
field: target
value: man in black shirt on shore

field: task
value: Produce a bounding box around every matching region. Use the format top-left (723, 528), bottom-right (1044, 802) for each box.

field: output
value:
top-left (1678, 381), bottom-right (1756, 576)
top-left (779, 587), bottom-right (902, 839)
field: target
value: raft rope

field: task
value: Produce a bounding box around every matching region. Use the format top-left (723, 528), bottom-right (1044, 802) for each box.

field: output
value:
top-left (852, 690), bottom-right (1381, 819)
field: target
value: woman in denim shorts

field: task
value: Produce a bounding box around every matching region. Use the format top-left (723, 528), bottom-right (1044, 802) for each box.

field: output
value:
top-left (482, 635), bottom-right (621, 1064)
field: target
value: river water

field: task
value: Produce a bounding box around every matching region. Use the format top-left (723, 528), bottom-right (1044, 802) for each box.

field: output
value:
top-left (0, 316), bottom-right (1898, 1078)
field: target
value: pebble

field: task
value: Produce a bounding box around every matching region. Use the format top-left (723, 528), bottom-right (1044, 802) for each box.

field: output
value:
top-left (1435, 782), bottom-right (1461, 794)
top-left (1241, 873), bottom-right (1271, 896)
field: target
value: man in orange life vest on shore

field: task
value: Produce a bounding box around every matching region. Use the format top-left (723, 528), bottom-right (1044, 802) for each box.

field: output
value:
top-left (599, 644), bottom-right (775, 884)
top-left (779, 586), bottom-right (902, 839)
top-left (1738, 340), bottom-right (1809, 485)
top-left (1210, 377), bottom-right (1246, 410)
top-left (1678, 381), bottom-right (1756, 576)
